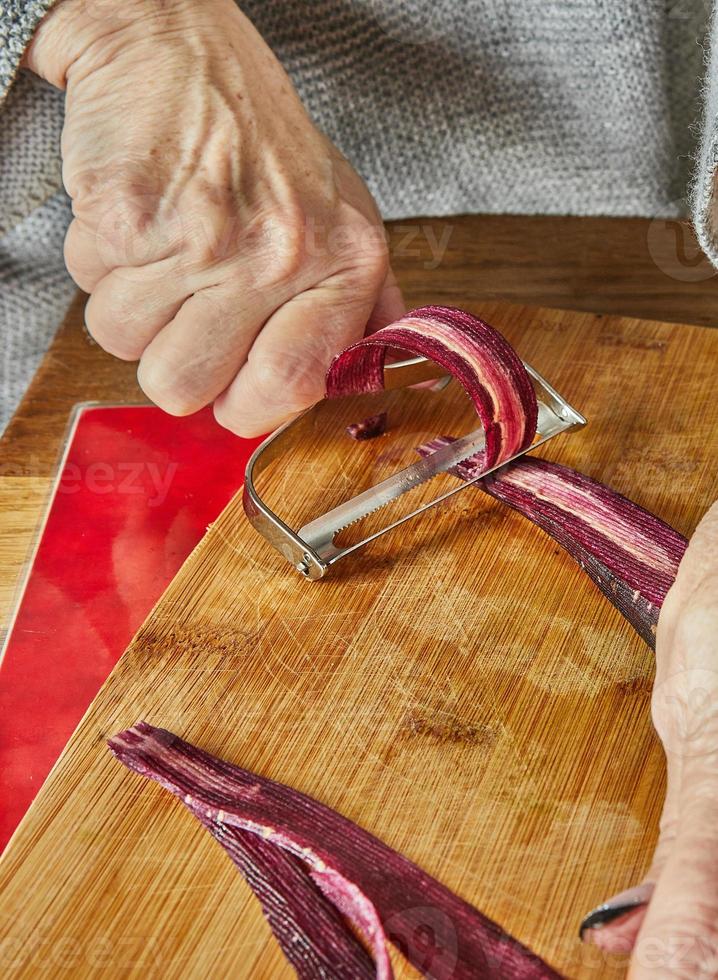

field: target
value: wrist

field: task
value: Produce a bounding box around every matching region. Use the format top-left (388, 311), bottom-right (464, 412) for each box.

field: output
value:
top-left (23, 0), bottom-right (201, 89)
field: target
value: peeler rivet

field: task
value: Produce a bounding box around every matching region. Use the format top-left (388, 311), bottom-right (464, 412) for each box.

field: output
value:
top-left (296, 554), bottom-right (313, 576)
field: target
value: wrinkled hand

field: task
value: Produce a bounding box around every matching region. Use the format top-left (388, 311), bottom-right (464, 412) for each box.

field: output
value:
top-left (27, 0), bottom-right (403, 435)
top-left (581, 501), bottom-right (718, 977)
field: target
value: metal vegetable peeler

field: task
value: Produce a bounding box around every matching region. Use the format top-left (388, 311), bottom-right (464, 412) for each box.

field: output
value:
top-left (243, 357), bottom-right (586, 579)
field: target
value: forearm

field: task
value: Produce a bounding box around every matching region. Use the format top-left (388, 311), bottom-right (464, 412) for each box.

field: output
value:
top-left (25, 0), bottom-right (184, 88)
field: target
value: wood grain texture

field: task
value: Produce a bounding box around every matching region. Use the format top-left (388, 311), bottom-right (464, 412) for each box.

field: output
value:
top-left (4, 210), bottom-right (713, 651)
top-left (0, 478), bottom-right (51, 635)
top-left (1, 301), bottom-right (717, 980)
top-left (384, 213), bottom-right (718, 328)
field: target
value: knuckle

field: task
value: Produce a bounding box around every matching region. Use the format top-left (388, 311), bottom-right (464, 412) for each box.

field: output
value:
top-left (331, 207), bottom-right (389, 277)
top-left (355, 232), bottom-right (390, 283)
top-left (180, 196), bottom-right (239, 271)
top-left (245, 204), bottom-right (308, 289)
top-left (137, 357), bottom-right (201, 416)
top-left (84, 312), bottom-right (140, 363)
top-left (67, 167), bottom-right (107, 212)
top-left (249, 352), bottom-right (320, 410)
top-left (96, 198), bottom-right (163, 267)
top-left (184, 201), bottom-right (309, 288)
top-left (84, 290), bottom-right (148, 361)
top-left (63, 223), bottom-right (93, 290)
top-left (73, 171), bottom-right (171, 268)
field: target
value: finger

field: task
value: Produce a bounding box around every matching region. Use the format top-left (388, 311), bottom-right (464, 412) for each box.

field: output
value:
top-left (629, 766), bottom-right (718, 978)
top-left (84, 264), bottom-right (188, 361)
top-left (657, 501), bottom-right (718, 656)
top-left (214, 267), bottom-right (384, 437)
top-left (628, 570), bottom-right (718, 978)
top-left (579, 753), bottom-right (681, 954)
top-left (582, 890), bottom-right (652, 956)
top-left (365, 267), bottom-right (406, 334)
top-left (668, 501), bottom-right (718, 598)
top-left (64, 218), bottom-right (114, 293)
top-left (137, 283), bottom-right (276, 416)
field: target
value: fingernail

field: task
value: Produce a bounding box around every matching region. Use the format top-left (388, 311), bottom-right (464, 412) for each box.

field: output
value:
top-left (579, 883), bottom-right (654, 940)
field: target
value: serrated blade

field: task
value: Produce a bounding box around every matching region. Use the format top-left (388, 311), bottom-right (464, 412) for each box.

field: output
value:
top-left (298, 425), bottom-right (489, 553)
top-left (243, 357), bottom-right (587, 579)
top-left (298, 401), bottom-right (571, 559)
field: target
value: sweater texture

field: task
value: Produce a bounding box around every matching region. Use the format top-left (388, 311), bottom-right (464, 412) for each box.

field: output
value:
top-left (0, 0), bottom-right (714, 432)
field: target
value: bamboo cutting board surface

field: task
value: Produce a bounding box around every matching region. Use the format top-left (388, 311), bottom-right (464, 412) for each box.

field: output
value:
top-left (1, 302), bottom-right (717, 979)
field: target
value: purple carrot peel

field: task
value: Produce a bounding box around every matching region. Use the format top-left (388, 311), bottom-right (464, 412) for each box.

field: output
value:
top-left (346, 412), bottom-right (388, 441)
top-left (201, 816), bottom-right (375, 977)
top-left (109, 722), bottom-right (561, 979)
top-left (417, 439), bottom-right (687, 648)
top-left (327, 306), bottom-right (538, 469)
top-left (330, 305), bottom-right (685, 644)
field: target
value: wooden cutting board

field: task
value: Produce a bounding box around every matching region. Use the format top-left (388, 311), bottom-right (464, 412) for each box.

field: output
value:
top-left (1, 302), bottom-right (717, 979)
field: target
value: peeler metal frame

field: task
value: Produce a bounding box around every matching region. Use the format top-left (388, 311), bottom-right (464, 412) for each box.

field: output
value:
top-left (243, 357), bottom-right (586, 579)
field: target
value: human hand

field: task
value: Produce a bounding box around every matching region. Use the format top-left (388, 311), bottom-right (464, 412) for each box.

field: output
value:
top-left (580, 500), bottom-right (718, 977)
top-left (26, 0), bottom-right (403, 435)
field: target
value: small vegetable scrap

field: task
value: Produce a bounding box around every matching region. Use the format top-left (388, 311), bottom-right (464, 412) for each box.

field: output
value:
top-left (346, 411), bottom-right (388, 441)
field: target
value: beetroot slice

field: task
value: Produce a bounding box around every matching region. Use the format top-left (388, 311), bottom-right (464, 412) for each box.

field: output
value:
top-left (327, 306), bottom-right (538, 469)
top-left (109, 722), bottom-right (561, 979)
top-left (346, 412), bottom-right (388, 441)
top-left (417, 439), bottom-right (687, 648)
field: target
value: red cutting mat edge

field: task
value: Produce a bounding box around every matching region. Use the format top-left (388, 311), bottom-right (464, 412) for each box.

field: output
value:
top-left (0, 403), bottom-right (263, 849)
top-left (0, 401), bottom-right (93, 668)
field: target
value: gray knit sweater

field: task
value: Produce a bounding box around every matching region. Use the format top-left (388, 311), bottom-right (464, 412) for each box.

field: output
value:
top-left (1, 1), bottom-right (716, 433)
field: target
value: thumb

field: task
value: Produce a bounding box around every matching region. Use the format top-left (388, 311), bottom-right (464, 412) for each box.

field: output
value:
top-left (580, 501), bottom-right (718, 967)
top-left (578, 762), bottom-right (679, 955)
top-left (629, 575), bottom-right (718, 978)
top-left (627, 506), bottom-right (718, 976)
top-left (628, 753), bottom-right (718, 978)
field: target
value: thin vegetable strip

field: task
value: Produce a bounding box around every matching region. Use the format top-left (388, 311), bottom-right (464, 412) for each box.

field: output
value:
top-left (326, 306), bottom-right (538, 468)
top-left (417, 439), bottom-right (687, 647)
top-left (109, 722), bottom-right (561, 979)
top-left (199, 814), bottom-right (375, 977)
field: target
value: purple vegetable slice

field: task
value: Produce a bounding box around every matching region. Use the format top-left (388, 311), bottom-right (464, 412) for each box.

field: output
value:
top-left (199, 814), bottom-right (375, 977)
top-left (109, 722), bottom-right (561, 979)
top-left (346, 412), bottom-right (388, 441)
top-left (417, 439), bottom-right (687, 648)
top-left (327, 306), bottom-right (538, 468)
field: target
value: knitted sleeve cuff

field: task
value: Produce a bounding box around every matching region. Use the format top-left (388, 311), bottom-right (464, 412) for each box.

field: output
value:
top-left (692, 6), bottom-right (718, 266)
top-left (0, 1), bottom-right (59, 101)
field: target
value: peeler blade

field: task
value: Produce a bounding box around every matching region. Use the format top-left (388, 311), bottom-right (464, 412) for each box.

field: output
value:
top-left (298, 399), bottom-right (576, 562)
top-left (298, 425), bottom-right (490, 551)
top-left (243, 357), bottom-right (586, 579)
